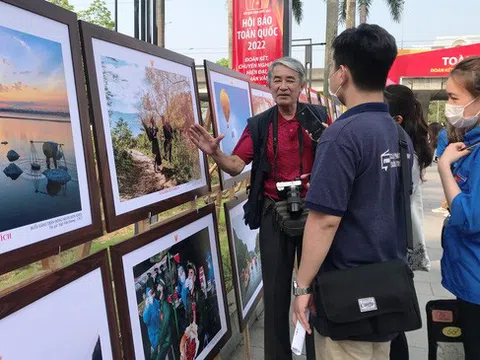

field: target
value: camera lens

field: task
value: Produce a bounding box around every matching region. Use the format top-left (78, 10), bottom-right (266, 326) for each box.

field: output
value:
top-left (287, 186), bottom-right (303, 216)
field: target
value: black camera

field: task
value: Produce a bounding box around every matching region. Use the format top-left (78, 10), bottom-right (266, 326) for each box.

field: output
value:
top-left (276, 179), bottom-right (303, 216)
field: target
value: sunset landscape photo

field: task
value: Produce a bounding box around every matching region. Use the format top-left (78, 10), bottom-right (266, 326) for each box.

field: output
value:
top-left (0, 25), bottom-right (81, 233)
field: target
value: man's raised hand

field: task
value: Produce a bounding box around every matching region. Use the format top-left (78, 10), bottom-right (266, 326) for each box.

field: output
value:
top-left (188, 123), bottom-right (225, 156)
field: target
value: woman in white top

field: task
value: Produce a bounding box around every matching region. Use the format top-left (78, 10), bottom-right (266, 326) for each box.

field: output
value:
top-left (385, 84), bottom-right (434, 360)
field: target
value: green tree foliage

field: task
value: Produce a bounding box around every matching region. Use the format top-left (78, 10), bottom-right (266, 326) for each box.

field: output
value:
top-left (292, 0), bottom-right (303, 24)
top-left (48, 0), bottom-right (115, 30)
top-left (101, 59), bottom-right (118, 121)
top-left (340, 0), bottom-right (404, 25)
top-left (234, 229), bottom-right (249, 272)
top-left (111, 118), bottom-right (135, 174)
top-left (428, 101), bottom-right (446, 125)
top-left (140, 67), bottom-right (201, 183)
top-left (78, 0), bottom-right (115, 30)
top-left (170, 131), bottom-right (201, 184)
top-left (215, 58), bottom-right (229, 68)
top-left (48, 0), bottom-right (75, 11)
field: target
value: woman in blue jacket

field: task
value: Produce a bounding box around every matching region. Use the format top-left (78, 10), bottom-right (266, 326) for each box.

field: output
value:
top-left (439, 56), bottom-right (480, 360)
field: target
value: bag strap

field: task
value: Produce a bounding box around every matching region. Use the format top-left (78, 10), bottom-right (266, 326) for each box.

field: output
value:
top-left (273, 110), bottom-right (278, 182)
top-left (396, 124), bottom-right (413, 251)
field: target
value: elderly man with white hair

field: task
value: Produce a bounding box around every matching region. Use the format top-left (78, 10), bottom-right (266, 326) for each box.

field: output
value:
top-left (189, 57), bottom-right (328, 359)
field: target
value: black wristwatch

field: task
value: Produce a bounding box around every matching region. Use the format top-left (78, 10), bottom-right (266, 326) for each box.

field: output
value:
top-left (293, 280), bottom-right (313, 296)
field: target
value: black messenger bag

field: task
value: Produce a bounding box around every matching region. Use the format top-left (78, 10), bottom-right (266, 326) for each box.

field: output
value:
top-left (314, 124), bottom-right (422, 340)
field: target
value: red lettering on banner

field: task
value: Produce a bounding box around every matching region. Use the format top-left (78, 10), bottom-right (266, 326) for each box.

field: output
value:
top-left (232, 0), bottom-right (285, 85)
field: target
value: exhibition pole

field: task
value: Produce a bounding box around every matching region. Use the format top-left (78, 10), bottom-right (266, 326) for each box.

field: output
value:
top-left (114, 0), bottom-right (118, 32)
top-left (283, 0), bottom-right (292, 57)
top-left (77, 241), bottom-right (93, 259)
top-left (244, 326), bottom-right (253, 360)
top-left (134, 0), bottom-right (139, 39)
top-left (146, 0), bottom-right (151, 44)
top-left (41, 253), bottom-right (61, 271)
top-left (140, 0), bottom-right (146, 41)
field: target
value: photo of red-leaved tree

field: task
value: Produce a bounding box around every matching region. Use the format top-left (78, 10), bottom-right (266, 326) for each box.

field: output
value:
top-left (101, 56), bottom-right (201, 202)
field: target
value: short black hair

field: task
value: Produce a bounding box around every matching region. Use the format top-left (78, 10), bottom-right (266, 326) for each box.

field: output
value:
top-left (332, 24), bottom-right (397, 91)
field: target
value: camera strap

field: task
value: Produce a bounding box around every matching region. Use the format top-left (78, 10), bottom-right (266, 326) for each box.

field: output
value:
top-left (272, 110), bottom-right (304, 183)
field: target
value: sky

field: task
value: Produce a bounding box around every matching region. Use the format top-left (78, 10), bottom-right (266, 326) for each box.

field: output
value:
top-left (0, 25), bottom-right (68, 112)
top-left (71, 0), bottom-right (480, 68)
top-left (213, 82), bottom-right (251, 154)
top-left (101, 55), bottom-right (143, 114)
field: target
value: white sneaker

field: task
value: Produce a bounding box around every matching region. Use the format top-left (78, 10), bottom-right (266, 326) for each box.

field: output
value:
top-left (432, 207), bottom-right (449, 214)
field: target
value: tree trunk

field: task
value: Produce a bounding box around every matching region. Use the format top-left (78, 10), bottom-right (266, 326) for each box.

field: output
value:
top-left (323, 0), bottom-right (339, 97)
top-left (156, 0), bottom-right (165, 47)
top-left (359, 2), bottom-right (367, 24)
top-left (345, 0), bottom-right (356, 28)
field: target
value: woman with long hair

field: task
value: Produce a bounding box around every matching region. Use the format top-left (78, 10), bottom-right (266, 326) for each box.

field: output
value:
top-left (439, 56), bottom-right (480, 360)
top-left (384, 84), bottom-right (434, 360)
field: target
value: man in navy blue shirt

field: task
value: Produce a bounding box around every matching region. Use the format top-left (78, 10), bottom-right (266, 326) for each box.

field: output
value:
top-left (291, 24), bottom-right (414, 360)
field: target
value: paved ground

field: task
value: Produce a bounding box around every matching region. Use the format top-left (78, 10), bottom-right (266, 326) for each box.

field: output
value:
top-left (228, 165), bottom-right (452, 359)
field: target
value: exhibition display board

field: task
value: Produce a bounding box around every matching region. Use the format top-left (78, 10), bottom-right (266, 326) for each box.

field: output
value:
top-left (0, 1), bottom-right (279, 358)
top-left (0, 250), bottom-right (121, 359)
top-left (204, 60), bottom-right (253, 190)
top-left (299, 88), bottom-right (309, 104)
top-left (110, 204), bottom-right (231, 360)
top-left (224, 192), bottom-right (263, 332)
top-left (309, 88), bottom-right (320, 105)
top-left (80, 21), bottom-right (210, 232)
top-left (250, 83), bottom-right (275, 116)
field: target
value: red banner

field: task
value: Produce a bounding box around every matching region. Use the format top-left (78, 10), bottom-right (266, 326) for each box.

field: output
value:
top-left (388, 43), bottom-right (480, 84)
top-left (232, 0), bottom-right (285, 85)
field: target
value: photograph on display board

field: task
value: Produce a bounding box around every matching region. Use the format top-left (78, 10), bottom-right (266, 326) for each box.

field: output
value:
top-left (224, 192), bottom-right (263, 331)
top-left (250, 83), bottom-right (276, 116)
top-left (80, 21), bottom-right (209, 232)
top-left (319, 93), bottom-right (327, 107)
top-left (309, 88), bottom-right (320, 105)
top-left (110, 204), bottom-right (230, 360)
top-left (0, 0), bottom-right (101, 274)
top-left (327, 98), bottom-right (336, 121)
top-left (299, 88), bottom-right (309, 103)
top-left (335, 102), bottom-right (343, 118)
top-left (204, 60), bottom-right (253, 189)
top-left (0, 250), bottom-right (121, 359)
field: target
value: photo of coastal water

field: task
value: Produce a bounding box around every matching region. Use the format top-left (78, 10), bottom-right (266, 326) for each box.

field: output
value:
top-left (0, 25), bottom-right (81, 233)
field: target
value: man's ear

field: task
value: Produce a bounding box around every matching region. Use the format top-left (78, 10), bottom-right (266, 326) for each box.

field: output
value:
top-left (339, 65), bottom-right (349, 84)
top-left (393, 115), bottom-right (404, 125)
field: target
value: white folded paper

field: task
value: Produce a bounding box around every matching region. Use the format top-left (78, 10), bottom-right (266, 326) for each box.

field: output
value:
top-left (291, 309), bottom-right (310, 356)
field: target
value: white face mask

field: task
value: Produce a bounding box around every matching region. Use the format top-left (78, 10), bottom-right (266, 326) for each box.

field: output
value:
top-left (445, 97), bottom-right (480, 128)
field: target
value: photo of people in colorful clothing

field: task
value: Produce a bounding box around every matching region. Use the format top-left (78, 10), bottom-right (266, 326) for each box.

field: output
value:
top-left (133, 228), bottom-right (222, 360)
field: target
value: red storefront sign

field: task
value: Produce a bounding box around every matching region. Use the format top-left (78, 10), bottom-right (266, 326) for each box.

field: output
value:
top-left (388, 43), bottom-right (480, 84)
top-left (232, 0), bottom-right (285, 85)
